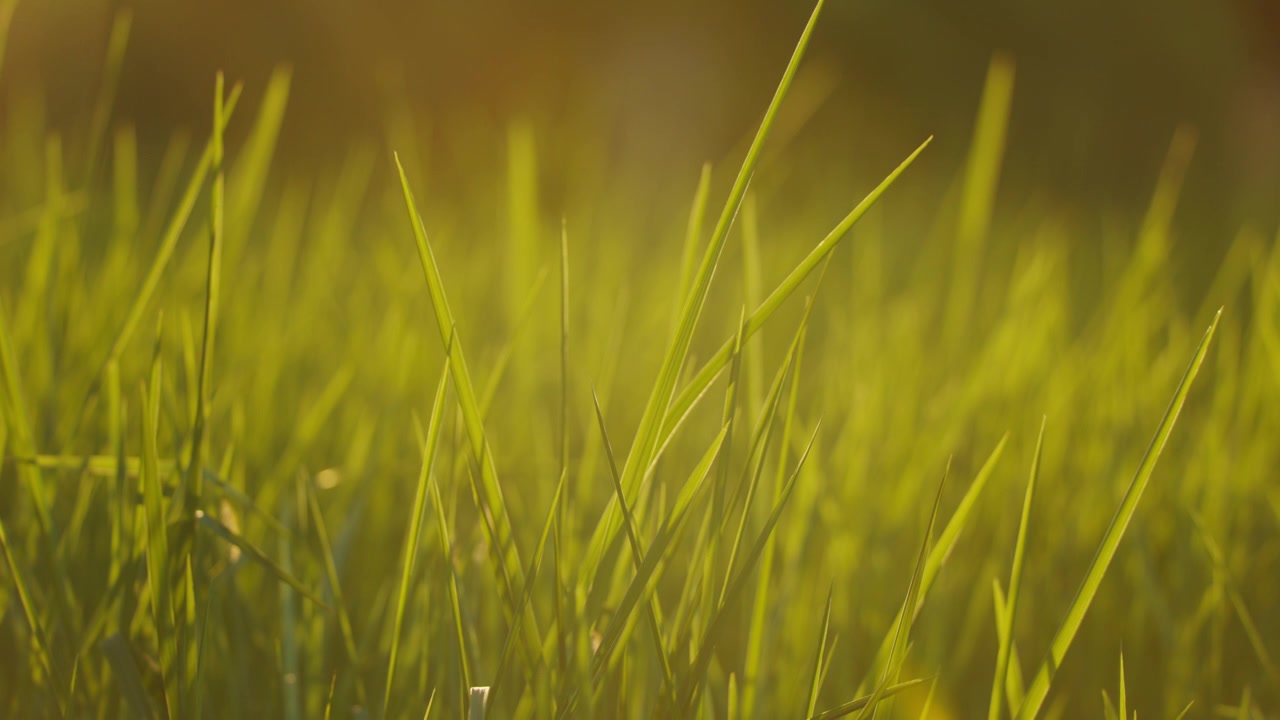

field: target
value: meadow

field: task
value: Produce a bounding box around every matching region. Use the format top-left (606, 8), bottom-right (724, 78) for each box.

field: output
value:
top-left (1, 2), bottom-right (1278, 718)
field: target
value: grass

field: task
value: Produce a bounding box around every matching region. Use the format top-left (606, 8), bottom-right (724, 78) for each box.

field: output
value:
top-left (1, 1), bottom-right (1278, 717)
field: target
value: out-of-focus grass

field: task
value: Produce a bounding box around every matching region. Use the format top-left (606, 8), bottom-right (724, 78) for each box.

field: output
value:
top-left (1, 3), bottom-right (1278, 718)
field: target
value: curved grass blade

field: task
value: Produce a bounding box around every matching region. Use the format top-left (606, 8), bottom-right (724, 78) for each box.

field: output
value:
top-left (1014, 309), bottom-right (1222, 720)
top-left (810, 678), bottom-right (928, 720)
top-left (989, 418), bottom-right (1045, 720)
top-left (383, 360), bottom-right (451, 719)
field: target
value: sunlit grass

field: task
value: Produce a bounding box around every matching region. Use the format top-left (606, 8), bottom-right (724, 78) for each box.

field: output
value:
top-left (1, 1), bottom-right (1276, 718)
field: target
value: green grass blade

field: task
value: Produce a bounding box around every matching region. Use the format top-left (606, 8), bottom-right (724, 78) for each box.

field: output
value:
top-left (106, 84), bottom-right (243, 365)
top-left (856, 462), bottom-right (949, 720)
top-left (989, 418), bottom-right (1045, 720)
top-left (490, 472), bottom-right (566, 706)
top-left (393, 153), bottom-right (539, 654)
top-left (677, 421), bottom-right (821, 713)
top-left (303, 479), bottom-right (362, 682)
top-left (1172, 701), bottom-right (1194, 720)
top-left (1014, 309), bottom-right (1222, 720)
top-left (677, 163), bottom-right (714, 301)
top-left (383, 360), bottom-right (451, 719)
top-left (185, 71), bottom-right (228, 508)
top-left (140, 372), bottom-right (175, 718)
top-left (661, 137), bottom-right (932, 439)
top-left (429, 476), bottom-right (471, 715)
top-left (603, 0), bottom-right (828, 570)
top-left (591, 388), bottom-right (677, 698)
top-left (195, 513), bottom-right (329, 609)
top-left (811, 678), bottom-right (928, 720)
top-left (0, 508), bottom-right (66, 716)
top-left (805, 587), bottom-right (835, 717)
top-left (864, 434), bottom-right (1008, 686)
top-left (585, 424), bottom-right (729, 684)
top-left (944, 52), bottom-right (1015, 342)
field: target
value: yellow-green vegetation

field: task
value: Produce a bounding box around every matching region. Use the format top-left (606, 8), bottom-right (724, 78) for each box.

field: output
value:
top-left (1, 2), bottom-right (1277, 718)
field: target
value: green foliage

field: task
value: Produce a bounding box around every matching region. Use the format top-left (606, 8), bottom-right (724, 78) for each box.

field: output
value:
top-left (0, 2), bottom-right (1274, 718)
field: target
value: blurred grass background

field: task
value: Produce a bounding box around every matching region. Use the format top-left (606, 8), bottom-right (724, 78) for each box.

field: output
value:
top-left (1, 0), bottom-right (1279, 718)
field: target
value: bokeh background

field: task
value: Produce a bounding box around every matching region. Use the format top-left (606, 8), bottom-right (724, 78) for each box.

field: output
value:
top-left (5, 0), bottom-right (1279, 230)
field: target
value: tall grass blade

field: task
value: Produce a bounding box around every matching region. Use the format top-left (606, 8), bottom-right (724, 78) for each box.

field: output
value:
top-left (989, 418), bottom-right (1045, 720)
top-left (805, 587), bottom-right (835, 717)
top-left (856, 461), bottom-right (949, 720)
top-left (383, 360), bottom-right (451, 718)
top-left (1014, 309), bottom-right (1222, 720)
top-left (393, 153), bottom-right (540, 654)
top-left (602, 0), bottom-right (829, 576)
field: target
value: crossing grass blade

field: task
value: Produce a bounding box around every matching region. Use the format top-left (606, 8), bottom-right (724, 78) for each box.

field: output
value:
top-left (591, 388), bottom-right (678, 699)
top-left (383, 360), bottom-right (451, 719)
top-left (394, 153), bottom-right (541, 659)
top-left (1014, 309), bottom-right (1222, 720)
top-left (677, 421), bottom-right (821, 714)
top-left (863, 434), bottom-right (1008, 688)
top-left (661, 136), bottom-right (932, 440)
top-left (590, 0), bottom-right (829, 582)
top-left (989, 418), bottom-right (1045, 720)
top-left (810, 679), bottom-right (928, 720)
top-left (566, 422), bottom-right (729, 715)
top-left (490, 471), bottom-right (566, 706)
top-left (855, 461), bottom-right (949, 720)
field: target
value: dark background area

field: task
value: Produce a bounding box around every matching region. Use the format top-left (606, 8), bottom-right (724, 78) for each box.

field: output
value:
top-left (4, 0), bottom-right (1279, 233)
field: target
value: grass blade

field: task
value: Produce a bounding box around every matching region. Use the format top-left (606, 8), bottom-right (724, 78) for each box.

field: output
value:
top-left (989, 418), bottom-right (1045, 720)
top-left (394, 153), bottom-right (541, 658)
top-left (864, 434), bottom-right (1008, 686)
top-left (855, 461), bottom-right (949, 720)
top-left (811, 678), bottom-right (928, 720)
top-left (597, 0), bottom-right (829, 580)
top-left (383, 360), bottom-right (451, 718)
top-left (661, 136), bottom-right (932, 441)
top-left (805, 587), bottom-right (835, 717)
top-left (195, 513), bottom-right (329, 610)
top-left (1014, 309), bottom-right (1221, 720)
top-left (677, 421), bottom-right (821, 713)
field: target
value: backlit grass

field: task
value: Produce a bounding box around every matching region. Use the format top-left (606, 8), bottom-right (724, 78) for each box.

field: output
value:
top-left (1, 2), bottom-right (1277, 718)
